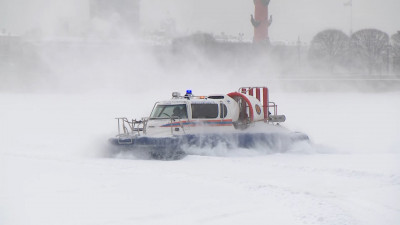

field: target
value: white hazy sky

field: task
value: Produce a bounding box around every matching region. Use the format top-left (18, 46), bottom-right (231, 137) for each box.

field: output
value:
top-left (0, 0), bottom-right (399, 42)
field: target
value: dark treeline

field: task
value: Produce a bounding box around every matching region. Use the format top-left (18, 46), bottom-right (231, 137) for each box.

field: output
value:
top-left (309, 29), bottom-right (400, 76)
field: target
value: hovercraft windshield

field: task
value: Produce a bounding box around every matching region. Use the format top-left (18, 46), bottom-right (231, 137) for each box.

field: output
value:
top-left (150, 104), bottom-right (188, 120)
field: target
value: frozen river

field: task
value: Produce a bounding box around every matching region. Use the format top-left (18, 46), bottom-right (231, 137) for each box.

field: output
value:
top-left (1, 90), bottom-right (399, 225)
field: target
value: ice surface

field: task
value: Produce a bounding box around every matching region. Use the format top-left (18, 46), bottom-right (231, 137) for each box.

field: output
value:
top-left (1, 91), bottom-right (399, 225)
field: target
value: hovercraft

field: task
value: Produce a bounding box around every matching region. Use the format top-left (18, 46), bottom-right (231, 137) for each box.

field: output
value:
top-left (108, 87), bottom-right (309, 160)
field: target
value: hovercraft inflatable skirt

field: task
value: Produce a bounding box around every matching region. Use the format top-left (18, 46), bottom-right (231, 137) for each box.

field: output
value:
top-left (108, 132), bottom-right (309, 160)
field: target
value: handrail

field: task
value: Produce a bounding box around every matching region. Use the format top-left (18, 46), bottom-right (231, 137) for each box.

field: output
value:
top-left (168, 116), bottom-right (186, 135)
top-left (268, 102), bottom-right (278, 116)
top-left (115, 117), bottom-right (147, 136)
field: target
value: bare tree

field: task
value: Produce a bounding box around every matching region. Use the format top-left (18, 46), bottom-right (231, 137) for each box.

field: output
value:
top-left (308, 29), bottom-right (350, 73)
top-left (391, 31), bottom-right (400, 75)
top-left (351, 29), bottom-right (389, 75)
top-left (392, 32), bottom-right (400, 47)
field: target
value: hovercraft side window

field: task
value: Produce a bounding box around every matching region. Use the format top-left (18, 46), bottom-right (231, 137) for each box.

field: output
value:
top-left (150, 104), bottom-right (188, 119)
top-left (220, 103), bottom-right (228, 118)
top-left (191, 104), bottom-right (218, 119)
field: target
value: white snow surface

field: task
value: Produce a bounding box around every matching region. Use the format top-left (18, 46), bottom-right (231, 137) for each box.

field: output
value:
top-left (1, 91), bottom-right (400, 225)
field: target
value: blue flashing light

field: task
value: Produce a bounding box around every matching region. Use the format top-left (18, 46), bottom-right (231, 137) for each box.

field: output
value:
top-left (186, 90), bottom-right (192, 95)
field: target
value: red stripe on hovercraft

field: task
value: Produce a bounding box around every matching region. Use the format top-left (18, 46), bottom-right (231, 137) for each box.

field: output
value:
top-left (161, 119), bottom-right (233, 127)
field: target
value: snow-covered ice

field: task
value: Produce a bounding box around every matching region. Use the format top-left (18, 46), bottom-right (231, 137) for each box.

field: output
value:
top-left (1, 90), bottom-right (399, 225)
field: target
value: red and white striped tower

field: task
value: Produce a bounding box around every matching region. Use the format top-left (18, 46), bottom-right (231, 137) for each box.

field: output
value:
top-left (251, 0), bottom-right (272, 44)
